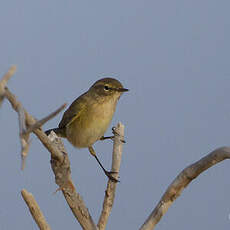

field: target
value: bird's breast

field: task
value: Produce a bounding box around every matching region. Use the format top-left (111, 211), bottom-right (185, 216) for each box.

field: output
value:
top-left (66, 99), bottom-right (117, 148)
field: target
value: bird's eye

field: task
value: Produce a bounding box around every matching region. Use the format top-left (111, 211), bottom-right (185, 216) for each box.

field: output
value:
top-left (104, 85), bottom-right (109, 91)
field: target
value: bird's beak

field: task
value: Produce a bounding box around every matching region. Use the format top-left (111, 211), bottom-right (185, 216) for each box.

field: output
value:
top-left (117, 87), bottom-right (129, 92)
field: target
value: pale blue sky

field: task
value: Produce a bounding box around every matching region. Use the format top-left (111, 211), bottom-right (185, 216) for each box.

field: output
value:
top-left (1, 1), bottom-right (230, 229)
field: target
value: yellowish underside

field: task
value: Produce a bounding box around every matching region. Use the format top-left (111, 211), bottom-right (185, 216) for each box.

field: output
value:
top-left (65, 99), bottom-right (117, 148)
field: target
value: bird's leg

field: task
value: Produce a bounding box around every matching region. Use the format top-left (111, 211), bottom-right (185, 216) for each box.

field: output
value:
top-left (100, 133), bottom-right (126, 143)
top-left (100, 136), bottom-right (114, 141)
top-left (88, 146), bottom-right (119, 182)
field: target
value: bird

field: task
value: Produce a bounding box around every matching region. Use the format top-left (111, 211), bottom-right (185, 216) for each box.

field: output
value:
top-left (45, 78), bottom-right (128, 182)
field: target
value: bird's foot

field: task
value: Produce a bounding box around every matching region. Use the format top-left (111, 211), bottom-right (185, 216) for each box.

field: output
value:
top-left (104, 170), bottom-right (120, 183)
top-left (112, 127), bottom-right (126, 143)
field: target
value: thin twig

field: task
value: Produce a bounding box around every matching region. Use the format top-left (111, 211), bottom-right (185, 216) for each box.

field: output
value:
top-left (139, 146), bottom-right (230, 230)
top-left (24, 103), bottom-right (67, 135)
top-left (21, 189), bottom-right (51, 230)
top-left (20, 103), bottom-right (66, 169)
top-left (97, 122), bottom-right (125, 230)
top-left (0, 65), bottom-right (16, 106)
top-left (17, 103), bottom-right (30, 170)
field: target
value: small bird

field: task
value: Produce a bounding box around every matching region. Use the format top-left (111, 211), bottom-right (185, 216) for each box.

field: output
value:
top-left (45, 78), bottom-right (128, 182)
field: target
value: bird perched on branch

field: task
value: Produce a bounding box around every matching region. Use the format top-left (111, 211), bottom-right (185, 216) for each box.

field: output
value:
top-left (45, 78), bottom-right (128, 182)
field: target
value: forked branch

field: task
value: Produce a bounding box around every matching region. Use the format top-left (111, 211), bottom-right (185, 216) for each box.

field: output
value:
top-left (4, 86), bottom-right (97, 229)
top-left (3, 68), bottom-right (125, 230)
top-left (4, 87), bottom-right (66, 169)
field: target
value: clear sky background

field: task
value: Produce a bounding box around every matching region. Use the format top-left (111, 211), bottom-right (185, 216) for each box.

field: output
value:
top-left (1, 1), bottom-right (230, 229)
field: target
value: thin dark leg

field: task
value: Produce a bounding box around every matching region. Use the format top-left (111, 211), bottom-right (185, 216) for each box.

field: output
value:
top-left (100, 136), bottom-right (114, 141)
top-left (88, 146), bottom-right (119, 182)
top-left (100, 135), bottom-right (126, 143)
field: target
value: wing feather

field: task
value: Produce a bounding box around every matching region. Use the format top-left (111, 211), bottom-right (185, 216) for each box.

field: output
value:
top-left (58, 92), bottom-right (87, 128)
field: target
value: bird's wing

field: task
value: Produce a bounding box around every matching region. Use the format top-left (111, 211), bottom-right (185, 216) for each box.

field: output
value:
top-left (58, 92), bottom-right (87, 128)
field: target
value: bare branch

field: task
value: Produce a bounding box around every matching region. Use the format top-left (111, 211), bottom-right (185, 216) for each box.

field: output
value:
top-left (4, 87), bottom-right (64, 162)
top-left (97, 122), bottom-right (125, 230)
top-left (139, 146), bottom-right (230, 230)
top-left (48, 131), bottom-right (97, 230)
top-left (4, 87), bottom-right (66, 170)
top-left (3, 75), bottom-right (126, 230)
top-left (0, 65), bottom-right (16, 106)
top-left (17, 103), bottom-right (30, 170)
top-left (19, 103), bottom-right (66, 170)
top-left (21, 189), bottom-right (51, 230)
top-left (24, 103), bottom-right (67, 135)
top-left (18, 103), bottom-right (27, 133)
top-left (5, 84), bottom-right (97, 229)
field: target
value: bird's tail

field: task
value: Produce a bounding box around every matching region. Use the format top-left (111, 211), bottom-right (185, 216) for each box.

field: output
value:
top-left (45, 128), bottom-right (66, 138)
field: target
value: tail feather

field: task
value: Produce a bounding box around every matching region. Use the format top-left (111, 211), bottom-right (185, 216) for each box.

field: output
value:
top-left (45, 128), bottom-right (66, 137)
